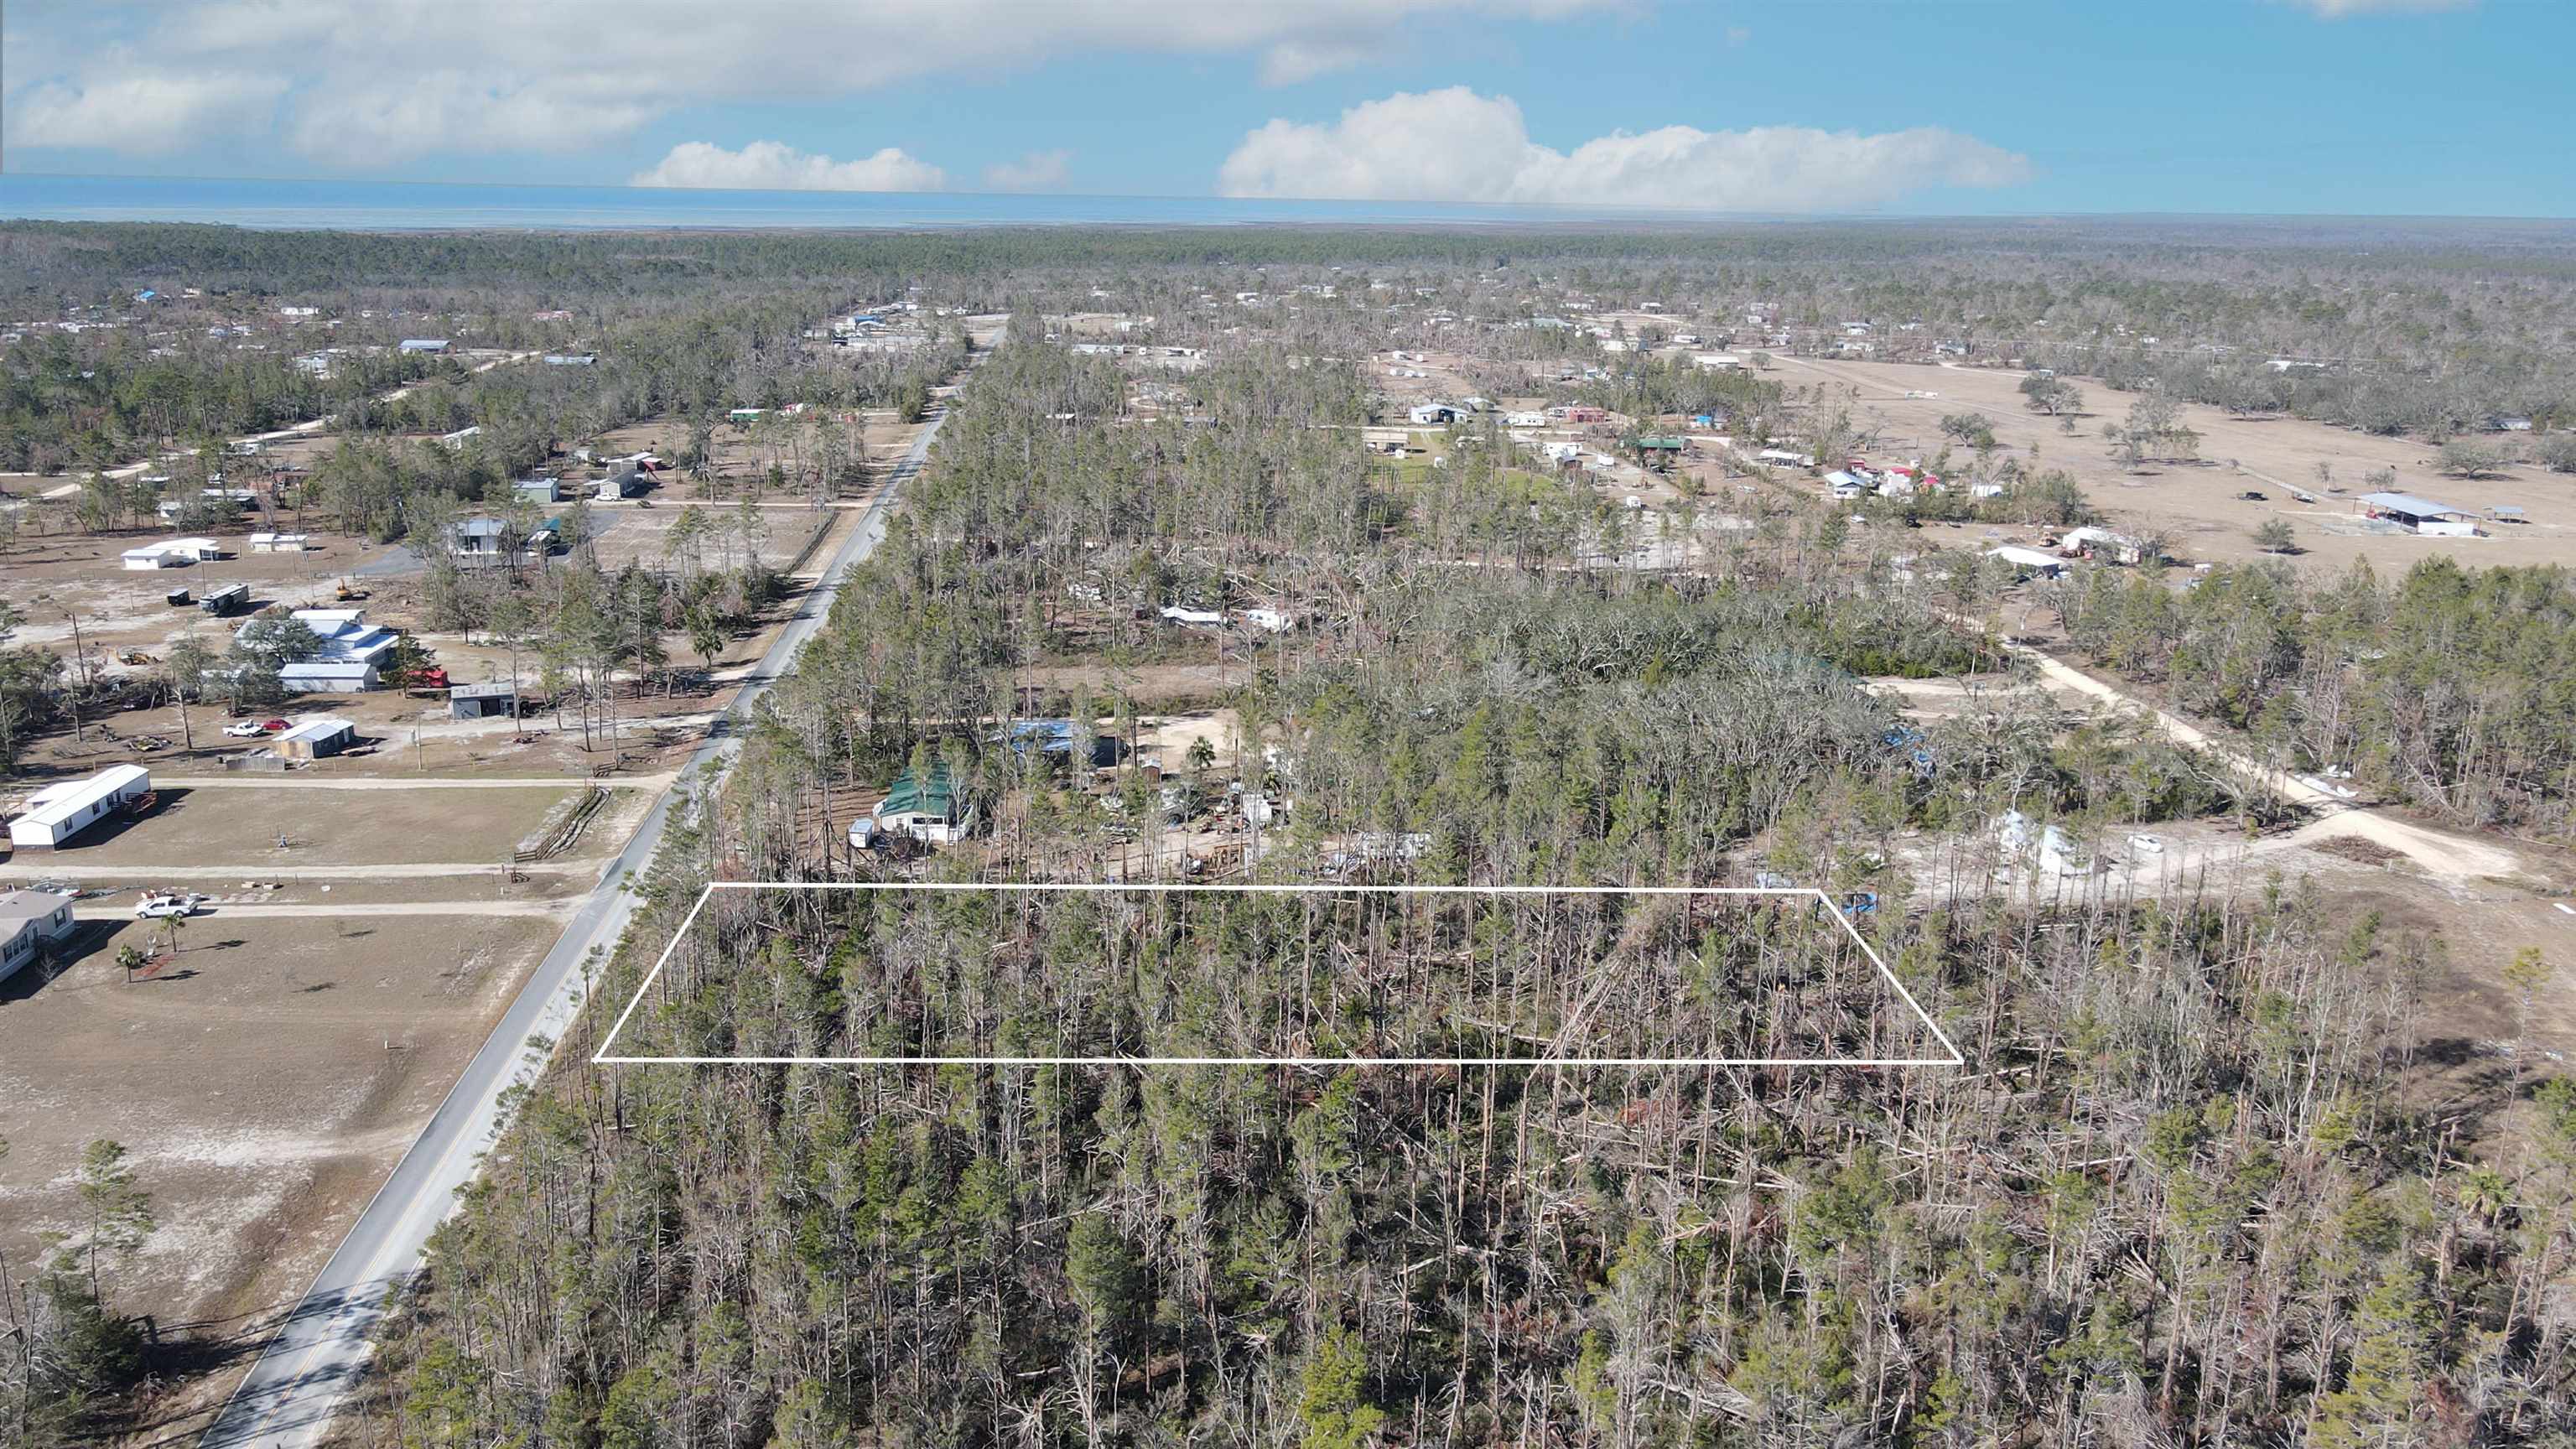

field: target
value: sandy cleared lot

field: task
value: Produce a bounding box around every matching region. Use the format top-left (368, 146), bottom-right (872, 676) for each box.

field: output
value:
top-left (1011, 661), bottom-right (1242, 707)
top-left (4, 782), bottom-right (583, 870)
top-left (0, 766), bottom-right (656, 1383)
top-left (587, 406), bottom-right (930, 496)
top-left (576, 495), bottom-right (838, 574)
top-left (1769, 355), bottom-right (2575, 573)
top-left (0, 912), bottom-right (562, 1334)
top-left (11, 689), bottom-right (716, 786)
top-left (1, 527), bottom-right (387, 655)
top-left (1871, 657), bottom-right (2576, 1063)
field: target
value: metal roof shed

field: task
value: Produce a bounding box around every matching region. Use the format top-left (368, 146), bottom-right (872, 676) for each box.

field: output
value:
top-left (2357, 491), bottom-right (2471, 522)
top-left (449, 681), bottom-right (522, 719)
top-left (279, 659), bottom-right (382, 693)
top-left (2358, 491), bottom-right (2481, 537)
top-left (273, 717), bottom-right (356, 760)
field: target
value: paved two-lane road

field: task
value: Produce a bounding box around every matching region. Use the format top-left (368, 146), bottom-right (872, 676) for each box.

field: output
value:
top-left (195, 379), bottom-right (957, 1449)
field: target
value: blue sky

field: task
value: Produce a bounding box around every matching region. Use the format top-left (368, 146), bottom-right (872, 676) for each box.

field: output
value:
top-left (4, 1), bottom-right (2564, 216)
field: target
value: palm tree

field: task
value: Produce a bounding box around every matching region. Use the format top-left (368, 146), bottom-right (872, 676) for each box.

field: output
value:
top-left (2455, 1166), bottom-right (2511, 1227)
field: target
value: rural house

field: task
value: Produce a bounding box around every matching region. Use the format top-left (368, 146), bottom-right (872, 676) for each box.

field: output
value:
top-left (849, 764), bottom-right (974, 848)
top-left (0, 890), bottom-right (77, 984)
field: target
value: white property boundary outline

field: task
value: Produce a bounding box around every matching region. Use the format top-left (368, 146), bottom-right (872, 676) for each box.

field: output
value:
top-left (593, 883), bottom-right (1964, 1068)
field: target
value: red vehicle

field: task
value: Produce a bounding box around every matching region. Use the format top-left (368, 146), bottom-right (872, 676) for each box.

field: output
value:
top-left (261, 718), bottom-right (291, 732)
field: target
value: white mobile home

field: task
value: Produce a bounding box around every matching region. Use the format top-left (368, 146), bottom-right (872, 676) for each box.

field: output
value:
top-left (8, 765), bottom-right (151, 849)
top-left (1986, 545), bottom-right (2068, 580)
top-left (156, 487), bottom-right (256, 519)
top-left (2058, 526), bottom-right (2153, 565)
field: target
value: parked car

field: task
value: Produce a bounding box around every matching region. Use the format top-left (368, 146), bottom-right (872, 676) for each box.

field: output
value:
top-left (223, 720), bottom-right (267, 738)
top-left (135, 892), bottom-right (206, 920)
top-left (261, 718), bottom-right (291, 732)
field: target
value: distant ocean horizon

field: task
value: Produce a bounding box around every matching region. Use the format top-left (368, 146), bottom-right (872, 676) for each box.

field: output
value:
top-left (0, 173), bottom-right (1731, 232)
top-left (8, 174), bottom-right (2563, 242)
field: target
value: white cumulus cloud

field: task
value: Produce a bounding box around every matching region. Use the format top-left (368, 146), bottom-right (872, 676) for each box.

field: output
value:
top-left (10, 66), bottom-right (286, 153)
top-left (982, 149), bottom-right (1073, 193)
top-left (3, 2), bottom-right (1629, 165)
top-left (633, 141), bottom-right (946, 192)
top-left (1218, 87), bottom-right (2031, 213)
top-left (286, 73), bottom-right (662, 167)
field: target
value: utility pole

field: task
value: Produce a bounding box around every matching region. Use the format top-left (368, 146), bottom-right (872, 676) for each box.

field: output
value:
top-left (64, 609), bottom-right (89, 742)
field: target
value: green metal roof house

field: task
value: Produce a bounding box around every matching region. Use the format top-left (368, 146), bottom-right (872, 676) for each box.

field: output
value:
top-left (853, 762), bottom-right (976, 848)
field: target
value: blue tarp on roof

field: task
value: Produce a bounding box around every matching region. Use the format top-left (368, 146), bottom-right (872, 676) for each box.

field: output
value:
top-left (1000, 719), bottom-right (1126, 768)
